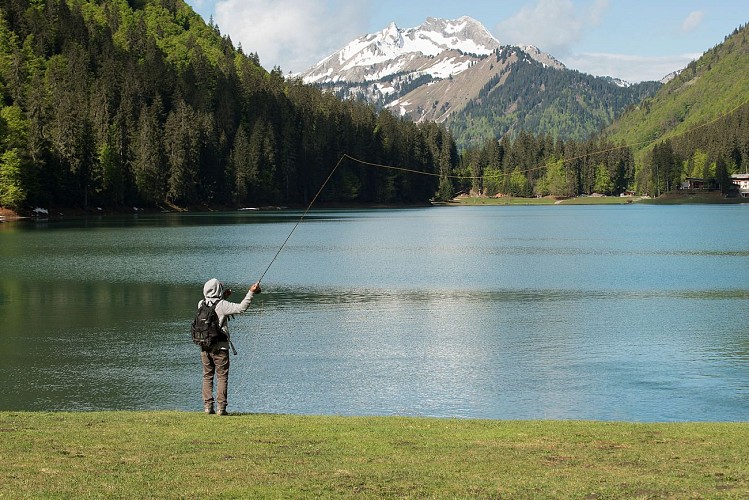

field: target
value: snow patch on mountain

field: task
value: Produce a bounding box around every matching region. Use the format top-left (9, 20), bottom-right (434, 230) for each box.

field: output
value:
top-left (660, 69), bottom-right (682, 84)
top-left (519, 45), bottom-right (565, 70)
top-left (599, 76), bottom-right (632, 88)
top-left (302, 16), bottom-right (500, 85)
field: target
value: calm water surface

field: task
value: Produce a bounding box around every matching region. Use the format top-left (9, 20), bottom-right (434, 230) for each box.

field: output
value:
top-left (2, 205), bottom-right (749, 421)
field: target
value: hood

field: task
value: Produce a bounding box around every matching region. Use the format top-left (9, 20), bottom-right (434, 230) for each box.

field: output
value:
top-left (203, 278), bottom-right (224, 301)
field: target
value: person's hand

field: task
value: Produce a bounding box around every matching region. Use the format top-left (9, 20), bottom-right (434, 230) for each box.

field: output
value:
top-left (250, 282), bottom-right (261, 294)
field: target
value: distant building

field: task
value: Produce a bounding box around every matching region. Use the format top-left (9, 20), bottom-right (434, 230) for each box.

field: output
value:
top-left (731, 173), bottom-right (749, 197)
top-left (681, 177), bottom-right (706, 190)
top-left (681, 177), bottom-right (722, 191)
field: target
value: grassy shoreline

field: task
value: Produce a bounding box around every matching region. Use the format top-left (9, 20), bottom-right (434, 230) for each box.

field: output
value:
top-left (450, 195), bottom-right (640, 205)
top-left (2, 411), bottom-right (748, 498)
top-left (452, 192), bottom-right (749, 206)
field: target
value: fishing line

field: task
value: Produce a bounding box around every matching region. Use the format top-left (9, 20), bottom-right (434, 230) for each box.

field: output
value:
top-left (255, 97), bottom-right (749, 282)
top-left (347, 98), bottom-right (749, 182)
top-left (256, 153), bottom-right (348, 284)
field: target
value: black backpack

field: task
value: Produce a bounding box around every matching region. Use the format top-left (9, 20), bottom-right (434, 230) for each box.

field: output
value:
top-left (191, 300), bottom-right (222, 349)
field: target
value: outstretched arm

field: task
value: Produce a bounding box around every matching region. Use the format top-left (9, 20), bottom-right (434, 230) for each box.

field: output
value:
top-left (217, 282), bottom-right (261, 317)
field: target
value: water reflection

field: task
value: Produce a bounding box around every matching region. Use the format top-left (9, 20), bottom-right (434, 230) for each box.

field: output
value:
top-left (0, 278), bottom-right (197, 410)
top-left (0, 209), bottom-right (392, 231)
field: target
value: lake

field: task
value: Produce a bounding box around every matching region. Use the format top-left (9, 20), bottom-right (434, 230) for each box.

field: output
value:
top-left (1, 204), bottom-right (749, 421)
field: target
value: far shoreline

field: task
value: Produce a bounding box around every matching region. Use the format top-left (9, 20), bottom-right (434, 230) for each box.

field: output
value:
top-left (3, 192), bottom-right (747, 222)
top-left (451, 191), bottom-right (749, 206)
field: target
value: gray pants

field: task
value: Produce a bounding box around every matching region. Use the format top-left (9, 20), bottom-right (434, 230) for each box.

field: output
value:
top-left (201, 348), bottom-right (230, 411)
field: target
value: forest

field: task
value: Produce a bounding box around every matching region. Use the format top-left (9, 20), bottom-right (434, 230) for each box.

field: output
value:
top-left (454, 106), bottom-right (749, 200)
top-left (456, 131), bottom-right (638, 198)
top-left (1, 0), bottom-right (748, 212)
top-left (0, 0), bottom-right (456, 211)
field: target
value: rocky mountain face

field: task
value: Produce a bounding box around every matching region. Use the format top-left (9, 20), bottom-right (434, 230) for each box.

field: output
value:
top-left (300, 17), bottom-right (563, 119)
top-left (302, 17), bottom-right (504, 84)
top-left (299, 16), bottom-right (660, 146)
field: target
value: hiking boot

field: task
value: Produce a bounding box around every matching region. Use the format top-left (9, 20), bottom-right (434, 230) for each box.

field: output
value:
top-left (204, 406), bottom-right (215, 415)
top-left (217, 409), bottom-right (229, 416)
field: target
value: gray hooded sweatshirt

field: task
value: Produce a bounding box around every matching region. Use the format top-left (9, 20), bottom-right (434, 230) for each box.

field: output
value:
top-left (198, 278), bottom-right (255, 349)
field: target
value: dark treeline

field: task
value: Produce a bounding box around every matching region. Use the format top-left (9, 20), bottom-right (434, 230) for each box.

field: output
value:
top-left (0, 0), bottom-right (456, 211)
top-left (457, 131), bottom-right (635, 198)
top-left (456, 101), bottom-right (749, 199)
top-left (455, 100), bottom-right (749, 199)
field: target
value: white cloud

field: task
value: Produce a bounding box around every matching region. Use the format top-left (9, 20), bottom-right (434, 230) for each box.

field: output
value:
top-left (496, 0), bottom-right (609, 56)
top-left (564, 51), bottom-right (702, 83)
top-left (215, 0), bottom-right (369, 73)
top-left (589, 0), bottom-right (609, 24)
top-left (681, 10), bottom-right (704, 33)
top-left (493, 0), bottom-right (704, 82)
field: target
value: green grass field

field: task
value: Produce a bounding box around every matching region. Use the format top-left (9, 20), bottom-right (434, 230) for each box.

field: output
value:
top-left (2, 411), bottom-right (748, 498)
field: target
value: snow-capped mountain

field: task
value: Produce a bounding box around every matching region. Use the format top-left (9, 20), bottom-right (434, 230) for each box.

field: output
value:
top-left (299, 16), bottom-right (566, 122)
top-left (299, 17), bottom-right (660, 145)
top-left (302, 17), bottom-right (504, 85)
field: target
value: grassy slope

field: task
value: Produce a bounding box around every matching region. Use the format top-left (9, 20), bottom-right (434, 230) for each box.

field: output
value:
top-left (606, 26), bottom-right (749, 156)
top-left (2, 411), bottom-right (748, 498)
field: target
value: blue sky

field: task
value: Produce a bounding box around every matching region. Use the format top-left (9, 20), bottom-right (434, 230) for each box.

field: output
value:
top-left (185, 0), bottom-right (749, 82)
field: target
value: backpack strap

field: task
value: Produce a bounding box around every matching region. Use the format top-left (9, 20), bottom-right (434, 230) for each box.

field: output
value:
top-left (206, 299), bottom-right (237, 355)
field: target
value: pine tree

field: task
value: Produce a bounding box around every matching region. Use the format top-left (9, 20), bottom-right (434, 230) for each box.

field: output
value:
top-left (132, 99), bottom-right (165, 204)
top-left (0, 149), bottom-right (25, 209)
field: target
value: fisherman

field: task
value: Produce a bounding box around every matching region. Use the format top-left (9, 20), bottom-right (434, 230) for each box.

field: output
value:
top-left (198, 278), bottom-right (261, 415)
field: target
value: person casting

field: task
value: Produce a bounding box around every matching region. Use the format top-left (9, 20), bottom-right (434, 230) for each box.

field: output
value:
top-left (198, 278), bottom-right (261, 415)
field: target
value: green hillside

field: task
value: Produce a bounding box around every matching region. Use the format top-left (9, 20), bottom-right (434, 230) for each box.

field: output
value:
top-left (600, 23), bottom-right (749, 196)
top-left (607, 23), bottom-right (749, 156)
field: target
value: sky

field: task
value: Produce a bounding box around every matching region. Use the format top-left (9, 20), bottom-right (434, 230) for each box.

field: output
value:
top-left (184, 0), bottom-right (749, 82)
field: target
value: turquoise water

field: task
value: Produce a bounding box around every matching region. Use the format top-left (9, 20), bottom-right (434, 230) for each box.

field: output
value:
top-left (2, 205), bottom-right (749, 421)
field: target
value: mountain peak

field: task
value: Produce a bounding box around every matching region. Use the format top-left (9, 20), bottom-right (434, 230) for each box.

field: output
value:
top-left (415, 16), bottom-right (499, 55)
top-left (298, 16), bottom-right (592, 133)
top-left (381, 21), bottom-right (403, 48)
top-left (419, 16), bottom-right (499, 50)
top-left (518, 44), bottom-right (566, 70)
top-left (301, 16), bottom-right (501, 85)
